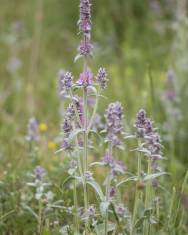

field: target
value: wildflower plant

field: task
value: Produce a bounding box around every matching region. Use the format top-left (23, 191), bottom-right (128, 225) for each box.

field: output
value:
top-left (56, 1), bottom-right (168, 234)
top-left (19, 1), bottom-right (187, 235)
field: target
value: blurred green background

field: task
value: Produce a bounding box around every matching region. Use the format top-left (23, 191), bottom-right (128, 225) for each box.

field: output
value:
top-left (0, 0), bottom-right (188, 180)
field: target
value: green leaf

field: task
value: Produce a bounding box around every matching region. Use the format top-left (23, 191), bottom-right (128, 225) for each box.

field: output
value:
top-left (134, 217), bottom-right (145, 228)
top-left (144, 208), bottom-right (153, 217)
top-left (74, 54), bottom-right (82, 62)
top-left (144, 172), bottom-right (168, 181)
top-left (89, 162), bottom-right (105, 168)
top-left (95, 223), bottom-right (116, 234)
top-left (117, 176), bottom-right (138, 187)
top-left (42, 228), bottom-right (50, 235)
top-left (87, 180), bottom-right (104, 201)
top-left (22, 204), bottom-right (38, 220)
top-left (100, 201), bottom-right (110, 217)
top-left (62, 176), bottom-right (75, 188)
top-left (87, 85), bottom-right (97, 95)
top-left (68, 129), bottom-right (83, 143)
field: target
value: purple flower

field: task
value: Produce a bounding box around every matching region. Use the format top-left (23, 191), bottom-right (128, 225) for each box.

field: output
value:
top-left (61, 139), bottom-right (74, 152)
top-left (77, 70), bottom-right (93, 87)
top-left (166, 69), bottom-right (175, 83)
top-left (66, 103), bottom-right (75, 121)
top-left (103, 153), bottom-right (115, 167)
top-left (109, 187), bottom-right (116, 197)
top-left (62, 118), bottom-right (73, 137)
top-left (26, 117), bottom-right (39, 142)
top-left (115, 204), bottom-right (126, 218)
top-left (34, 166), bottom-right (46, 180)
top-left (96, 67), bottom-right (108, 89)
top-left (104, 102), bottom-right (124, 148)
top-left (162, 69), bottom-right (176, 101)
top-left (135, 109), bottom-right (153, 138)
top-left (84, 171), bottom-right (93, 180)
top-left (135, 109), bottom-right (163, 172)
top-left (79, 0), bottom-right (92, 37)
top-left (75, 97), bottom-right (84, 125)
top-left (102, 153), bottom-right (126, 176)
top-left (111, 160), bottom-right (126, 176)
top-left (163, 90), bottom-right (176, 100)
top-left (78, 39), bottom-right (93, 56)
top-left (58, 70), bottom-right (73, 96)
top-left (87, 206), bottom-right (95, 218)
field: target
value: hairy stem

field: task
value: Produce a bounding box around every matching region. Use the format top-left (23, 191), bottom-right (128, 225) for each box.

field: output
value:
top-left (70, 90), bottom-right (82, 128)
top-left (87, 88), bottom-right (100, 131)
top-left (74, 174), bottom-right (79, 233)
top-left (83, 86), bottom-right (89, 233)
top-left (143, 158), bottom-right (152, 235)
top-left (38, 200), bottom-right (43, 235)
top-left (131, 142), bottom-right (142, 235)
top-left (105, 143), bottom-right (112, 235)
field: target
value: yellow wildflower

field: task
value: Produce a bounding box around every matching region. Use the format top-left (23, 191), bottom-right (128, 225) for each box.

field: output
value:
top-left (48, 141), bottom-right (57, 150)
top-left (39, 123), bottom-right (48, 132)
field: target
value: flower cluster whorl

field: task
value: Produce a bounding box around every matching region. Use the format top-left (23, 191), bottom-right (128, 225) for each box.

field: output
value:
top-left (104, 102), bottom-right (124, 148)
top-left (58, 70), bottom-right (73, 96)
top-left (27, 117), bottom-right (39, 142)
top-left (79, 0), bottom-right (92, 37)
top-left (96, 67), bottom-right (108, 89)
top-left (135, 109), bottom-right (163, 171)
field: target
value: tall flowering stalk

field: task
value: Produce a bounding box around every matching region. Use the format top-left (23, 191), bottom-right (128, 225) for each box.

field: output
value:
top-left (103, 102), bottom-right (125, 235)
top-left (132, 109), bottom-right (164, 234)
top-left (56, 1), bottom-right (167, 234)
top-left (57, 0), bottom-right (109, 232)
top-left (78, 0), bottom-right (93, 223)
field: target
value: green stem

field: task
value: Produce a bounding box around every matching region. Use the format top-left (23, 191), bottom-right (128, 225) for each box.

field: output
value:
top-left (83, 86), bottom-right (89, 232)
top-left (74, 174), bottom-right (79, 233)
top-left (167, 187), bottom-right (176, 231)
top-left (131, 142), bottom-right (142, 235)
top-left (104, 144), bottom-right (112, 235)
top-left (70, 90), bottom-right (82, 128)
top-left (38, 200), bottom-right (43, 235)
top-left (87, 88), bottom-right (100, 131)
top-left (105, 174), bottom-right (110, 235)
top-left (174, 170), bottom-right (188, 226)
top-left (143, 158), bottom-right (152, 235)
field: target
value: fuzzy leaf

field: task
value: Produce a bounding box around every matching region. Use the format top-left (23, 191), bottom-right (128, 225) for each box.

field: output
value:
top-left (62, 176), bottom-right (75, 188)
top-left (95, 223), bottom-right (116, 234)
top-left (74, 54), bottom-right (82, 62)
top-left (117, 176), bottom-right (138, 187)
top-left (89, 162), bottom-right (105, 168)
top-left (68, 129), bottom-right (83, 143)
top-left (87, 180), bottom-right (104, 201)
top-left (100, 201), bottom-right (110, 217)
top-left (144, 172), bottom-right (168, 182)
top-left (87, 85), bottom-right (97, 95)
top-left (22, 204), bottom-right (38, 220)
top-left (134, 217), bottom-right (145, 228)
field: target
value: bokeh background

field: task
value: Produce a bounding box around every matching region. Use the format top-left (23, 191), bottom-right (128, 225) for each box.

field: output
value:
top-left (0, 0), bottom-right (188, 191)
